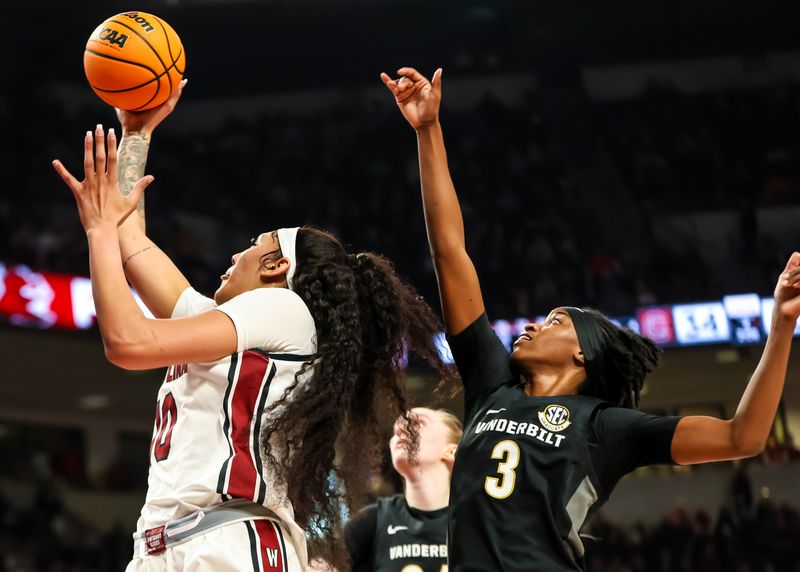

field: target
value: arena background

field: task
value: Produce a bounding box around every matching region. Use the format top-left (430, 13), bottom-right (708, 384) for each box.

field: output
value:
top-left (2, 0), bottom-right (800, 570)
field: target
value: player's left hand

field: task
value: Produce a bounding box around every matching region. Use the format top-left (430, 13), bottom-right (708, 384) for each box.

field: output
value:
top-left (773, 251), bottom-right (800, 321)
top-left (116, 78), bottom-right (188, 136)
top-left (52, 125), bottom-right (154, 233)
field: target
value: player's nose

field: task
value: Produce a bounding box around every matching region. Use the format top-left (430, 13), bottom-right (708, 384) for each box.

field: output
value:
top-left (524, 322), bottom-right (540, 333)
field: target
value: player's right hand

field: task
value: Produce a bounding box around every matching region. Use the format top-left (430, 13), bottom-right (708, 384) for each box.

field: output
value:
top-left (381, 67), bottom-right (442, 130)
top-left (774, 251), bottom-right (800, 322)
top-left (52, 126), bottom-right (153, 233)
top-left (116, 78), bottom-right (188, 136)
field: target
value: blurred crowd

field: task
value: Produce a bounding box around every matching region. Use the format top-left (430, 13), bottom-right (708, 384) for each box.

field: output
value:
top-left (0, 484), bottom-right (130, 572)
top-left (584, 470), bottom-right (800, 572)
top-left (3, 81), bottom-right (800, 320)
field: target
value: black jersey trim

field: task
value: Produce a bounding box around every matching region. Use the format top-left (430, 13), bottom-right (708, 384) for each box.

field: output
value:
top-left (216, 352), bottom-right (239, 501)
top-left (245, 520), bottom-right (261, 571)
top-left (248, 348), bottom-right (314, 362)
top-left (274, 521), bottom-right (289, 572)
top-left (253, 363), bottom-right (276, 505)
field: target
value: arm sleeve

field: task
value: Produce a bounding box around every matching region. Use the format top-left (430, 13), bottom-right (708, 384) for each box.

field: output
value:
top-left (170, 287), bottom-right (217, 318)
top-left (214, 288), bottom-right (316, 354)
top-left (446, 313), bottom-right (515, 418)
top-left (590, 407), bottom-right (681, 493)
top-left (344, 504), bottom-right (377, 572)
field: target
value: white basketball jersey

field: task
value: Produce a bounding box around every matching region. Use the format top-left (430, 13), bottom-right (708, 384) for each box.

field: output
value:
top-left (135, 287), bottom-right (316, 563)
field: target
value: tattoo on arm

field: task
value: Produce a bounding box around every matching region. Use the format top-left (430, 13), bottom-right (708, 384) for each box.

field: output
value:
top-left (117, 133), bottom-right (151, 218)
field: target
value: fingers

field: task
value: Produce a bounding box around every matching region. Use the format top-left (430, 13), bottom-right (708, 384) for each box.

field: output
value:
top-left (781, 264), bottom-right (800, 287)
top-left (94, 124), bottom-right (107, 176)
top-left (396, 67), bottom-right (426, 83)
top-left (83, 130), bottom-right (95, 182)
top-left (51, 159), bottom-right (82, 196)
top-left (165, 77), bottom-right (188, 110)
top-left (380, 72), bottom-right (399, 95)
top-left (432, 67), bottom-right (443, 93)
top-left (107, 128), bottom-right (118, 183)
top-left (784, 251), bottom-right (800, 272)
top-left (129, 175), bottom-right (155, 206)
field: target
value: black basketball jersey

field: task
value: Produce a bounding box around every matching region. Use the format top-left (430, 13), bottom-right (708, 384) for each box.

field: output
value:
top-left (373, 494), bottom-right (449, 572)
top-left (446, 314), bottom-right (679, 571)
top-left (346, 494), bottom-right (448, 572)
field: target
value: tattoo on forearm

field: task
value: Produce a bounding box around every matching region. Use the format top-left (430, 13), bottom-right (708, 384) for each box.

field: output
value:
top-left (123, 246), bottom-right (154, 268)
top-left (117, 133), bottom-right (151, 218)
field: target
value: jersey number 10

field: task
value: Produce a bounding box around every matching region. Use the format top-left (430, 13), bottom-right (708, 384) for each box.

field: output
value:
top-left (151, 393), bottom-right (178, 462)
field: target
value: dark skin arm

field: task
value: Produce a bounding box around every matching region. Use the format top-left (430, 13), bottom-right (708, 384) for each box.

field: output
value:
top-left (672, 252), bottom-right (800, 464)
top-left (381, 67), bottom-right (484, 335)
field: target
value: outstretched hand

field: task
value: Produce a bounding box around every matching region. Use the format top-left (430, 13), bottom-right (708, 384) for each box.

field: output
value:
top-left (774, 252), bottom-right (800, 321)
top-left (115, 78), bottom-right (188, 135)
top-left (52, 125), bottom-right (153, 233)
top-left (380, 67), bottom-right (442, 130)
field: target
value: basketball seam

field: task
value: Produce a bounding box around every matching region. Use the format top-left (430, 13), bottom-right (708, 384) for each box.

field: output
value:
top-left (85, 49), bottom-right (159, 92)
top-left (107, 17), bottom-right (170, 74)
top-left (153, 15), bottom-right (176, 62)
top-left (88, 51), bottom-right (181, 95)
top-left (151, 15), bottom-right (184, 75)
top-left (149, 16), bottom-right (174, 99)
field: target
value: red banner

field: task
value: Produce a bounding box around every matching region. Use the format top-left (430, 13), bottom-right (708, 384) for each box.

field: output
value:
top-left (0, 263), bottom-right (96, 330)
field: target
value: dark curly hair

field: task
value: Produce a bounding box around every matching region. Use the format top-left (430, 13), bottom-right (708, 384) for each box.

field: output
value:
top-left (577, 308), bottom-right (661, 409)
top-left (259, 226), bottom-right (456, 568)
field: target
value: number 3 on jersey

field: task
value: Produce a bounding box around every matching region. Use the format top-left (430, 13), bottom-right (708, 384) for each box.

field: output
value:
top-left (151, 393), bottom-right (177, 462)
top-left (401, 566), bottom-right (448, 572)
top-left (484, 440), bottom-right (520, 499)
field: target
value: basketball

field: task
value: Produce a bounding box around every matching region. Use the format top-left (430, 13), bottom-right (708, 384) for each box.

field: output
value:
top-left (83, 12), bottom-right (186, 111)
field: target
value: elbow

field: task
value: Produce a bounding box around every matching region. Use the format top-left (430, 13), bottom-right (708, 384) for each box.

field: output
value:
top-left (430, 241), bottom-right (466, 262)
top-left (104, 342), bottom-right (136, 370)
top-left (739, 442), bottom-right (766, 459)
top-left (732, 438), bottom-right (766, 459)
top-left (103, 337), bottom-right (150, 371)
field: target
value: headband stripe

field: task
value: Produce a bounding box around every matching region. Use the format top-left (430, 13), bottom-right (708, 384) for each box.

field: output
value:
top-left (564, 307), bottom-right (607, 393)
top-left (276, 227), bottom-right (299, 290)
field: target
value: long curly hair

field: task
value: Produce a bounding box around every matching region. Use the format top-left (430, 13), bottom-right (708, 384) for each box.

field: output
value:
top-left (259, 226), bottom-right (456, 567)
top-left (577, 308), bottom-right (661, 409)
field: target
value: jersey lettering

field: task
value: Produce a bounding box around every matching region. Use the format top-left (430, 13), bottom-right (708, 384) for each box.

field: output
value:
top-left (475, 417), bottom-right (566, 448)
top-left (151, 392), bottom-right (177, 462)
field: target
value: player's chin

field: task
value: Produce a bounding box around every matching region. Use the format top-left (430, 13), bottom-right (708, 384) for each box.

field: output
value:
top-left (213, 282), bottom-right (231, 305)
top-left (509, 349), bottom-right (529, 375)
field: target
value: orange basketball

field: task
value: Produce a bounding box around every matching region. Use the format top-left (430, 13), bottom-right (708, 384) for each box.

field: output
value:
top-left (84, 12), bottom-right (186, 111)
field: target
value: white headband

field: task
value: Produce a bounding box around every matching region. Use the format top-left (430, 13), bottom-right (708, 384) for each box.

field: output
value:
top-left (276, 227), bottom-right (300, 290)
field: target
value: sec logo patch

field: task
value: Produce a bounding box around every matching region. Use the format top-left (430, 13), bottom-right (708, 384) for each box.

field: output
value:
top-left (538, 404), bottom-right (572, 432)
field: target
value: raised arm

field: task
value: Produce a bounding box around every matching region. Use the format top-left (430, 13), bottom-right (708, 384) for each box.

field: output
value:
top-left (53, 127), bottom-right (237, 370)
top-left (671, 252), bottom-right (800, 464)
top-left (115, 80), bottom-right (191, 318)
top-left (381, 67), bottom-right (484, 335)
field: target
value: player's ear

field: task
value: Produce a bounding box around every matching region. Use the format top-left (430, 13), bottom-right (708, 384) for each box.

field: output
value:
top-left (573, 349), bottom-right (585, 368)
top-left (443, 443), bottom-right (457, 465)
top-left (260, 257), bottom-right (290, 283)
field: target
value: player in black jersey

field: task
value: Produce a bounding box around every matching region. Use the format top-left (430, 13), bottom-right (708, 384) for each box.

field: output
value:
top-left (346, 408), bottom-right (462, 572)
top-left (381, 67), bottom-right (800, 571)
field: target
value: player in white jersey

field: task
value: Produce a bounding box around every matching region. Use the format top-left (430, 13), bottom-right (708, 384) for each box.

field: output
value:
top-left (51, 85), bottom-right (455, 571)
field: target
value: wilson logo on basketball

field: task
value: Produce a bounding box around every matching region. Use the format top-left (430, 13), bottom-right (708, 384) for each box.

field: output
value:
top-left (538, 405), bottom-right (572, 432)
top-left (120, 12), bottom-right (156, 33)
top-left (95, 28), bottom-right (129, 49)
